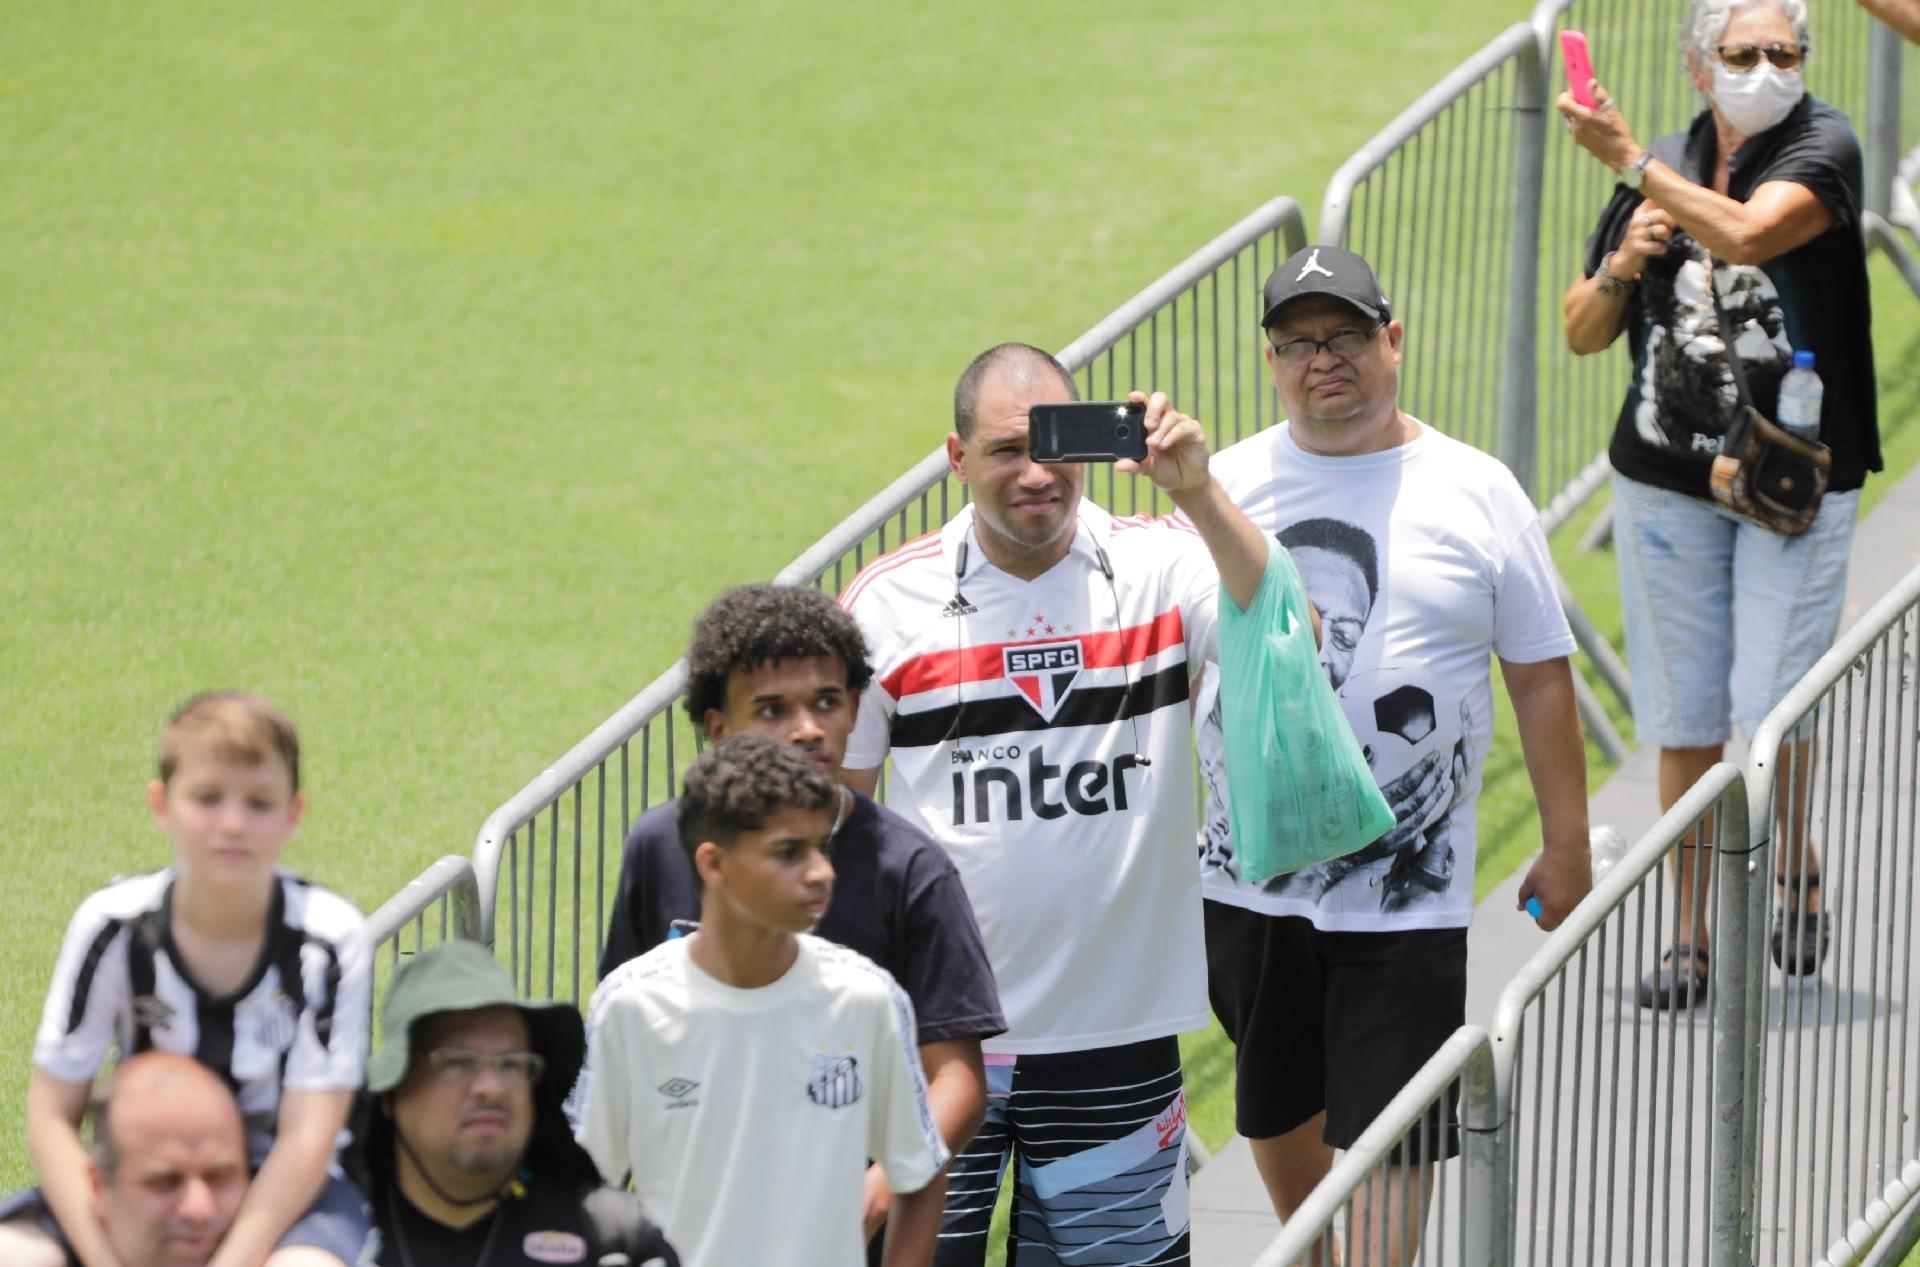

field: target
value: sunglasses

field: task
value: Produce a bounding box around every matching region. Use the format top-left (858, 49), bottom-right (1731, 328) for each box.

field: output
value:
top-left (1715, 43), bottom-right (1805, 72)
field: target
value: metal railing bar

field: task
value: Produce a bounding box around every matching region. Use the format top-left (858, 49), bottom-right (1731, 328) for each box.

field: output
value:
top-left (1320, 23), bottom-right (1539, 246)
top-left (1250, 1026), bottom-right (1494, 1266)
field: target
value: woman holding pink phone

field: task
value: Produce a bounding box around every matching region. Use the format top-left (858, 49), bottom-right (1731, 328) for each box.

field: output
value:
top-left (1556, 0), bottom-right (1880, 1011)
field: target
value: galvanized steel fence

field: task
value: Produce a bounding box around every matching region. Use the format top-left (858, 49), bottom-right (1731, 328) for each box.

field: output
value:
top-left (366, 854), bottom-right (480, 966)
top-left (1250, 562), bottom-right (1920, 1267)
top-left (1494, 766), bottom-right (1754, 1267)
top-left (1746, 564), bottom-right (1920, 1267)
top-left (470, 197), bottom-right (1310, 1005)
top-left (1251, 1026), bottom-right (1499, 1267)
top-left (363, 854), bottom-right (482, 1023)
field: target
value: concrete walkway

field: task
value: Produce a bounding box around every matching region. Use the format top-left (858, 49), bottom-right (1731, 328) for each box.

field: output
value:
top-left (1191, 460), bottom-right (1920, 1266)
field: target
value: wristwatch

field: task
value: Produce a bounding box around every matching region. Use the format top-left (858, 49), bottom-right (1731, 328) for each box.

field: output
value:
top-left (1619, 149), bottom-right (1654, 189)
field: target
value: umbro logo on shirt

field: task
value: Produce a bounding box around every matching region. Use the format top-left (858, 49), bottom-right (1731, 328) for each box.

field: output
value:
top-left (656, 1077), bottom-right (700, 1109)
top-left (940, 593), bottom-right (978, 618)
top-left (806, 1053), bottom-right (863, 1109)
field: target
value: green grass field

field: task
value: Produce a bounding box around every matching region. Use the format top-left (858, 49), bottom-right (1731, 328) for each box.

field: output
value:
top-left (4, 6), bottom-right (1918, 1255)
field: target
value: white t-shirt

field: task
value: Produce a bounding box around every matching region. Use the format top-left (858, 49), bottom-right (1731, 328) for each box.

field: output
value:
top-left (841, 502), bottom-right (1219, 1054)
top-left (578, 935), bottom-right (947, 1267)
top-left (33, 868), bottom-right (369, 1165)
top-left (1196, 421), bottom-right (1575, 932)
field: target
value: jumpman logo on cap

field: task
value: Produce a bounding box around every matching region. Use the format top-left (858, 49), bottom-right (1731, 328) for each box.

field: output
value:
top-left (1297, 249), bottom-right (1335, 282)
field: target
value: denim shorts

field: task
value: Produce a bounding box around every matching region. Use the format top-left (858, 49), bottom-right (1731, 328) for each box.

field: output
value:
top-left (1611, 471), bottom-right (1860, 749)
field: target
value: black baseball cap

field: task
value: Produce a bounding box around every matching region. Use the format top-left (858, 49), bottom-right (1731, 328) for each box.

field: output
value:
top-left (1261, 246), bottom-right (1391, 328)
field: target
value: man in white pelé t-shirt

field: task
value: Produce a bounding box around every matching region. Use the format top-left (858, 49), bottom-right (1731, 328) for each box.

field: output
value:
top-left (1196, 244), bottom-right (1594, 1267)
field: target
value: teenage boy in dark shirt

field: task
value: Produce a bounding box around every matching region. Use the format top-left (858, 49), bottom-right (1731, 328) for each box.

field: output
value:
top-left (599, 583), bottom-right (1004, 1245)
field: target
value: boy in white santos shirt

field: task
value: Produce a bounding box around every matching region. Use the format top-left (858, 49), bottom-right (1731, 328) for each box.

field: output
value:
top-left (578, 733), bottom-right (950, 1267)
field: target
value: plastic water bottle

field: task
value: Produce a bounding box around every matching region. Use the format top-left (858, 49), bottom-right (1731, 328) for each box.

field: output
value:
top-left (1589, 825), bottom-right (1628, 887)
top-left (1777, 350), bottom-right (1823, 441)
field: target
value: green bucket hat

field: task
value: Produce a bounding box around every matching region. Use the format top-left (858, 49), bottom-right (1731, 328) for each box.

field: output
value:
top-left (367, 940), bottom-right (586, 1095)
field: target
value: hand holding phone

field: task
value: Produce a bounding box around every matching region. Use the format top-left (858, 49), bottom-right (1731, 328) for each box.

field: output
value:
top-left (1560, 30), bottom-right (1597, 109)
top-left (1027, 401), bottom-right (1148, 463)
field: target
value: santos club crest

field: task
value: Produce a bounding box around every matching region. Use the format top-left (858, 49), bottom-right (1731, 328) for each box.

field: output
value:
top-left (1003, 640), bottom-right (1083, 721)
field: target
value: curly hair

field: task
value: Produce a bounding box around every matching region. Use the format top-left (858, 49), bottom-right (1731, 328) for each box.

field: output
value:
top-left (683, 584), bottom-right (875, 724)
top-left (677, 733), bottom-right (839, 862)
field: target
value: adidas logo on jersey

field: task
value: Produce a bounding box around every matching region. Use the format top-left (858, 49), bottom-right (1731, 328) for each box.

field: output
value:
top-left (940, 592), bottom-right (978, 618)
top-left (949, 743), bottom-right (1147, 826)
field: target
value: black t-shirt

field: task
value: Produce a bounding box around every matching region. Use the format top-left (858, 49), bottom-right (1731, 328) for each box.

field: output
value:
top-left (376, 1181), bottom-right (679, 1267)
top-left (598, 790), bottom-right (1006, 1045)
top-left (1583, 95), bottom-right (1880, 495)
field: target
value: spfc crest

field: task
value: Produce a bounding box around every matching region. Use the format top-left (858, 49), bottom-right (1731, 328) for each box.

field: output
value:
top-left (1003, 640), bottom-right (1083, 721)
top-left (807, 1052), bottom-right (863, 1109)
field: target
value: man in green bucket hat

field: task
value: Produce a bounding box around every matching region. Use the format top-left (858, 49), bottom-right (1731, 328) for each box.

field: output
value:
top-left (352, 940), bottom-right (678, 1267)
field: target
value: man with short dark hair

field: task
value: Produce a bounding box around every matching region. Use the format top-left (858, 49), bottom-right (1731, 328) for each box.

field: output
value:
top-left (353, 941), bottom-right (677, 1267)
top-left (581, 735), bottom-right (952, 1267)
top-left (840, 342), bottom-right (1276, 1266)
top-left (0, 1052), bottom-right (250, 1267)
top-left (599, 582), bottom-right (1006, 1253)
top-left (1196, 244), bottom-right (1592, 1266)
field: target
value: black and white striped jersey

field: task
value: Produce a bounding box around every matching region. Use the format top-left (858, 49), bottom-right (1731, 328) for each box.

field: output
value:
top-left (33, 867), bottom-right (369, 1163)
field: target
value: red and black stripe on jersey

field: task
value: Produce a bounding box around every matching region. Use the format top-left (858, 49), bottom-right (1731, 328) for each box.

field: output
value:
top-left (881, 609), bottom-right (1191, 747)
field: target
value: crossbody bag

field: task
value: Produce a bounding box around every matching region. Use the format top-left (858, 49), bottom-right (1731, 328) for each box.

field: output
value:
top-left (1703, 257), bottom-right (1831, 535)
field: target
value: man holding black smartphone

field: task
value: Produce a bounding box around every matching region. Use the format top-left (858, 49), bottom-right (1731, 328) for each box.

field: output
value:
top-left (838, 342), bottom-right (1274, 1267)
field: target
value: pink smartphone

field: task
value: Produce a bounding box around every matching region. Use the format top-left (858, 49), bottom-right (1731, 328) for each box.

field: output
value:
top-left (1560, 30), bottom-right (1596, 108)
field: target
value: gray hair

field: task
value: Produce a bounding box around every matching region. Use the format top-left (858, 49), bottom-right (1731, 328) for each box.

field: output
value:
top-left (1682, 0), bottom-right (1812, 70)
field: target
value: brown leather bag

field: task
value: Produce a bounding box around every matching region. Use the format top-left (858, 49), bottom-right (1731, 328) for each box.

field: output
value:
top-left (1702, 258), bottom-right (1830, 535)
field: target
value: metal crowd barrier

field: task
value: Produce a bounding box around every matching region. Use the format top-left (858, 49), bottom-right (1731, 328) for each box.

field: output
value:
top-left (1493, 766), bottom-right (1752, 1267)
top-left (1313, 21), bottom-right (1632, 762)
top-left (367, 853), bottom-right (482, 963)
top-left (470, 196), bottom-right (1310, 1004)
top-left (365, 854), bottom-right (482, 1020)
top-left (1251, 1027), bottom-right (1500, 1267)
top-left (1745, 565), bottom-right (1920, 1267)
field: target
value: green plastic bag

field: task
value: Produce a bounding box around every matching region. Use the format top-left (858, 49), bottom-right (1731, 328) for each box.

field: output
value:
top-left (1217, 537), bottom-right (1395, 886)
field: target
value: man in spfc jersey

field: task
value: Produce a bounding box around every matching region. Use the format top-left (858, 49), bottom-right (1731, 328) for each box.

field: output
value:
top-left (840, 343), bottom-right (1274, 1266)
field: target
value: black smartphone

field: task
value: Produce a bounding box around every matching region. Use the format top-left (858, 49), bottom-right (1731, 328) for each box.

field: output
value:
top-left (1027, 401), bottom-right (1149, 463)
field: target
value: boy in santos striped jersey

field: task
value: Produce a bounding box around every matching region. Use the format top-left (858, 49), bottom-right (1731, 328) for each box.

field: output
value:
top-left (1, 692), bottom-right (372, 1267)
top-left (840, 344), bottom-right (1279, 1267)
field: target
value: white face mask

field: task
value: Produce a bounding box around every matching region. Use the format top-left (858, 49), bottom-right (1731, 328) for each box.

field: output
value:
top-left (1710, 60), bottom-right (1805, 137)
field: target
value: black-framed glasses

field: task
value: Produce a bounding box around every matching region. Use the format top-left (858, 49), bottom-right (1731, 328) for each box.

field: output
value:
top-left (1715, 42), bottom-right (1804, 72)
top-left (1268, 320), bottom-right (1386, 365)
top-left (426, 1047), bottom-right (546, 1086)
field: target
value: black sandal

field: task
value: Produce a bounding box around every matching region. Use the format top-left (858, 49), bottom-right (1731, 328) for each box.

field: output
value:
top-left (1638, 943), bottom-right (1709, 1011)
top-left (1773, 870), bottom-right (1831, 976)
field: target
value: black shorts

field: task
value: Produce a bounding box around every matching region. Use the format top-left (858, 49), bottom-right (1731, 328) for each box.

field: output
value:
top-left (1203, 900), bottom-right (1467, 1161)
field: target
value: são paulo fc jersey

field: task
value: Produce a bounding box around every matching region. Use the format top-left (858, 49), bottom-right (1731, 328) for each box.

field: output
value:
top-left (33, 868), bottom-right (369, 1164)
top-left (1195, 421), bottom-right (1575, 932)
top-left (841, 502), bottom-right (1219, 1054)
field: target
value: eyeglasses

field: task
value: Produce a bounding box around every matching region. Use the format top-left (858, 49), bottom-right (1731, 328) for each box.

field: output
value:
top-left (1268, 321), bottom-right (1386, 365)
top-left (426, 1047), bottom-right (546, 1086)
top-left (1714, 43), bottom-right (1804, 72)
